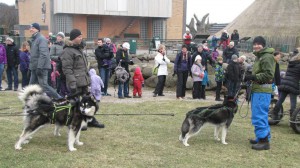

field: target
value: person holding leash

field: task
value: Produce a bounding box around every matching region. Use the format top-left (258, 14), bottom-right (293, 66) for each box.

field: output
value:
top-left (244, 36), bottom-right (275, 150)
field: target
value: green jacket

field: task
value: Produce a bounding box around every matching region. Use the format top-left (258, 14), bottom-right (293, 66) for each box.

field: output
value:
top-left (251, 47), bottom-right (275, 93)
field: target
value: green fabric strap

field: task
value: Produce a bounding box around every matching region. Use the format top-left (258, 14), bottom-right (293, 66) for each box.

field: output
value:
top-left (52, 104), bottom-right (72, 125)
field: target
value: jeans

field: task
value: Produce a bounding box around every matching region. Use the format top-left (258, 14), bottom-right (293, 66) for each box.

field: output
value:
top-left (21, 70), bottom-right (29, 88)
top-left (99, 67), bottom-right (110, 94)
top-left (29, 69), bottom-right (61, 99)
top-left (251, 93), bottom-right (271, 140)
top-left (274, 91), bottom-right (297, 115)
top-left (0, 64), bottom-right (4, 89)
top-left (176, 71), bottom-right (188, 97)
top-left (154, 75), bottom-right (166, 95)
top-left (6, 65), bottom-right (18, 89)
top-left (118, 80), bottom-right (129, 98)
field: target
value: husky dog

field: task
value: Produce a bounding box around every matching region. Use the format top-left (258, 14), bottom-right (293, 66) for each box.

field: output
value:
top-left (15, 85), bottom-right (98, 151)
top-left (179, 97), bottom-right (238, 146)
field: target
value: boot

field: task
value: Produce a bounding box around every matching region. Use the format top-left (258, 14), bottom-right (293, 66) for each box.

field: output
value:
top-left (88, 117), bottom-right (105, 128)
top-left (252, 137), bottom-right (270, 150)
top-left (249, 139), bottom-right (257, 144)
top-left (271, 106), bottom-right (281, 121)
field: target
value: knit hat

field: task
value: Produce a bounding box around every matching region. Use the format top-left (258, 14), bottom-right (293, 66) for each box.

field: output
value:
top-left (122, 42), bottom-right (130, 50)
top-left (195, 55), bottom-right (202, 62)
top-left (6, 37), bottom-right (14, 43)
top-left (229, 41), bottom-right (234, 46)
top-left (105, 38), bottom-right (111, 43)
top-left (253, 36), bottom-right (266, 47)
top-left (31, 23), bottom-right (40, 32)
top-left (217, 56), bottom-right (223, 62)
top-left (231, 54), bottom-right (238, 60)
top-left (56, 32), bottom-right (65, 38)
top-left (69, 29), bottom-right (82, 41)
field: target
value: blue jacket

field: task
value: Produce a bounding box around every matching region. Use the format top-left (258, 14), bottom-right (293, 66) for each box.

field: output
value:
top-left (202, 71), bottom-right (209, 86)
top-left (174, 51), bottom-right (191, 73)
top-left (19, 51), bottom-right (30, 71)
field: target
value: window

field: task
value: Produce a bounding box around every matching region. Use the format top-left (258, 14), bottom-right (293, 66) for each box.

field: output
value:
top-left (87, 17), bottom-right (101, 40)
top-left (140, 20), bottom-right (148, 39)
top-left (55, 14), bottom-right (73, 35)
top-left (152, 19), bottom-right (164, 39)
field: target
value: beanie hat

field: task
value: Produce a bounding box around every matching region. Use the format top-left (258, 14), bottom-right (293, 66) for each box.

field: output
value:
top-left (229, 41), bottom-right (234, 46)
top-left (31, 23), bottom-right (40, 32)
top-left (217, 56), bottom-right (223, 62)
top-left (6, 37), bottom-right (14, 43)
top-left (57, 32), bottom-right (65, 38)
top-left (122, 42), bottom-right (130, 50)
top-left (105, 38), bottom-right (111, 43)
top-left (253, 36), bottom-right (266, 47)
top-left (195, 55), bottom-right (202, 62)
top-left (231, 54), bottom-right (238, 60)
top-left (70, 29), bottom-right (82, 41)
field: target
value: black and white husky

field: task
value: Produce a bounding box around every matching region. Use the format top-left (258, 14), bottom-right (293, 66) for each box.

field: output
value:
top-left (15, 85), bottom-right (98, 151)
top-left (179, 97), bottom-right (238, 146)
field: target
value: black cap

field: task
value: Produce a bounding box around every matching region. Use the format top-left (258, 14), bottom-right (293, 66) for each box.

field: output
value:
top-left (253, 36), bottom-right (266, 47)
top-left (70, 29), bottom-right (82, 41)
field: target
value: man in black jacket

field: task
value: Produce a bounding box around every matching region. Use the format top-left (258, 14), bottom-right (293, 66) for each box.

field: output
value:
top-left (5, 37), bottom-right (19, 91)
top-left (223, 41), bottom-right (239, 63)
top-left (226, 55), bottom-right (241, 97)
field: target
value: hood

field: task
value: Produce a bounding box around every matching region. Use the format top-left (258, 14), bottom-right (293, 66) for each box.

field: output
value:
top-left (63, 37), bottom-right (81, 49)
top-left (288, 59), bottom-right (300, 67)
top-left (253, 47), bottom-right (275, 58)
top-left (89, 69), bottom-right (97, 76)
top-left (134, 67), bottom-right (142, 75)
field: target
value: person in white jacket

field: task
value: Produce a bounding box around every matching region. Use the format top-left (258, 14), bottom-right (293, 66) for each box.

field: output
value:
top-left (153, 44), bottom-right (170, 97)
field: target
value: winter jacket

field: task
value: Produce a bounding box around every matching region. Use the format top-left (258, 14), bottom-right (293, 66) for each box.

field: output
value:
top-left (174, 51), bottom-right (192, 73)
top-left (5, 43), bottom-right (19, 67)
top-left (29, 32), bottom-right (51, 70)
top-left (89, 69), bottom-right (104, 101)
top-left (60, 39), bottom-right (91, 90)
top-left (212, 50), bottom-right (219, 61)
top-left (226, 61), bottom-right (241, 82)
top-left (211, 36), bottom-right (219, 48)
top-left (116, 48), bottom-right (133, 73)
top-left (220, 32), bottom-right (229, 42)
top-left (223, 46), bottom-right (239, 60)
top-left (132, 67), bottom-right (144, 87)
top-left (273, 62), bottom-right (281, 86)
top-left (251, 47), bottom-right (275, 93)
top-left (192, 50), bottom-right (214, 68)
top-left (95, 44), bottom-right (113, 68)
top-left (183, 33), bottom-right (192, 45)
top-left (154, 52), bottom-right (170, 76)
top-left (202, 71), bottom-right (209, 86)
top-left (191, 63), bottom-right (204, 82)
top-left (19, 50), bottom-right (30, 72)
top-left (278, 59), bottom-right (300, 95)
top-left (231, 33), bottom-right (239, 42)
top-left (49, 41), bottom-right (64, 62)
top-left (215, 63), bottom-right (225, 82)
top-left (0, 44), bottom-right (7, 64)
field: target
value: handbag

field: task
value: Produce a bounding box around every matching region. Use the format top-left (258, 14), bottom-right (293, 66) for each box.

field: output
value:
top-left (152, 64), bottom-right (160, 76)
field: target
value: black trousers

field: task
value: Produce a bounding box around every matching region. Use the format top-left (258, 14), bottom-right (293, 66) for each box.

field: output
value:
top-left (192, 81), bottom-right (202, 99)
top-left (176, 71), bottom-right (189, 97)
top-left (216, 81), bottom-right (222, 99)
top-left (154, 75), bottom-right (166, 95)
top-left (201, 85), bottom-right (206, 99)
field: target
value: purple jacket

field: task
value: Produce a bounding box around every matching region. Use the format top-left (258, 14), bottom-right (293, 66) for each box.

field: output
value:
top-left (89, 69), bottom-right (104, 101)
top-left (0, 44), bottom-right (7, 64)
top-left (19, 51), bottom-right (30, 71)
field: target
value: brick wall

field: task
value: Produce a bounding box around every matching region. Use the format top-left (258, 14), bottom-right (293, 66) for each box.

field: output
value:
top-left (166, 0), bottom-right (184, 39)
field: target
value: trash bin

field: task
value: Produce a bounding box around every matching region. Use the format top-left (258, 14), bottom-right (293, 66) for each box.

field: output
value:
top-left (152, 36), bottom-right (160, 49)
top-left (129, 39), bottom-right (137, 54)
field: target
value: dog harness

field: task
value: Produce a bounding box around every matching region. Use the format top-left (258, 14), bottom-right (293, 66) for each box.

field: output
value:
top-left (186, 104), bottom-right (237, 119)
top-left (51, 103), bottom-right (73, 125)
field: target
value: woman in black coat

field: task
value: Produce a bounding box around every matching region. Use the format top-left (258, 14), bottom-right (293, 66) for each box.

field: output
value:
top-left (272, 55), bottom-right (300, 119)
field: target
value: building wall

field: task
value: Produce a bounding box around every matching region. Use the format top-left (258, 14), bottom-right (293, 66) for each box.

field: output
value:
top-left (166, 0), bottom-right (184, 39)
top-left (17, 0), bottom-right (51, 37)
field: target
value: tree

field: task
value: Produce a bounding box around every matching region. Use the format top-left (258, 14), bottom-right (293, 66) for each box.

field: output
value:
top-left (0, 3), bottom-right (18, 34)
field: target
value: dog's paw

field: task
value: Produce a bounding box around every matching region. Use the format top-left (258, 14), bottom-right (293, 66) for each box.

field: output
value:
top-left (69, 147), bottom-right (77, 152)
top-left (214, 137), bottom-right (220, 141)
top-left (54, 133), bottom-right (61, 137)
top-left (76, 141), bottom-right (84, 146)
top-left (15, 144), bottom-right (22, 150)
top-left (222, 141), bottom-right (228, 145)
top-left (183, 142), bottom-right (190, 147)
top-left (22, 140), bottom-right (30, 144)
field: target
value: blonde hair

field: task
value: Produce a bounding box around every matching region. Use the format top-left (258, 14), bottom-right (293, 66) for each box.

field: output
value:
top-left (20, 41), bottom-right (30, 52)
top-left (158, 44), bottom-right (165, 52)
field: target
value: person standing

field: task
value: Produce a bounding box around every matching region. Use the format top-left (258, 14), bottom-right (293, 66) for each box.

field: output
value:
top-left (220, 30), bottom-right (229, 50)
top-left (215, 56), bottom-right (225, 101)
top-left (50, 32), bottom-right (65, 92)
top-left (89, 68), bottom-right (104, 104)
top-left (5, 37), bottom-right (19, 91)
top-left (211, 34), bottom-right (220, 49)
top-left (174, 44), bottom-right (191, 99)
top-left (116, 42), bottom-right (134, 99)
top-left (244, 36), bottom-right (275, 150)
top-left (191, 55), bottom-right (204, 99)
top-left (95, 38), bottom-right (113, 96)
top-left (183, 30), bottom-right (193, 51)
top-left (226, 55), bottom-right (241, 97)
top-left (231, 29), bottom-right (240, 46)
top-left (19, 41), bottom-right (31, 88)
top-left (0, 43), bottom-right (7, 91)
top-left (28, 23), bottom-right (61, 99)
top-left (153, 44), bottom-right (170, 97)
top-left (61, 28), bottom-right (104, 128)
top-left (132, 67), bottom-right (144, 98)
top-left (223, 41), bottom-right (239, 63)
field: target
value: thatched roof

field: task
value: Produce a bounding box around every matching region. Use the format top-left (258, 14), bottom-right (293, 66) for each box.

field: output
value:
top-left (214, 0), bottom-right (300, 38)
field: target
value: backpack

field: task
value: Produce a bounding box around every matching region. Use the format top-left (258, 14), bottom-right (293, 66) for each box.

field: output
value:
top-left (114, 63), bottom-right (129, 83)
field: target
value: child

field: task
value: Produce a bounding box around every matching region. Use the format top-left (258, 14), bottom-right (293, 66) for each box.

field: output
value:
top-left (89, 68), bottom-right (104, 103)
top-left (215, 56), bottom-right (225, 101)
top-left (191, 55), bottom-right (204, 99)
top-left (201, 67), bottom-right (209, 99)
top-left (211, 47), bottom-right (219, 61)
top-left (132, 67), bottom-right (144, 98)
top-left (19, 41), bottom-right (30, 89)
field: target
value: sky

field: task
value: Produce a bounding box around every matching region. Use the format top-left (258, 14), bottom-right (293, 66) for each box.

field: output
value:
top-left (187, 0), bottom-right (255, 23)
top-left (1, 0), bottom-right (255, 23)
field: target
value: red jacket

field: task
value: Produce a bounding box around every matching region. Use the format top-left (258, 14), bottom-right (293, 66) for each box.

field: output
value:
top-left (133, 67), bottom-right (144, 87)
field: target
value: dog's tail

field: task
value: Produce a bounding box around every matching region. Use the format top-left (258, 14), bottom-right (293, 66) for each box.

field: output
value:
top-left (19, 84), bottom-right (43, 104)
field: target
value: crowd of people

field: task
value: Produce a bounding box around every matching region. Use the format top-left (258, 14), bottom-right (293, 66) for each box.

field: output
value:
top-left (0, 24), bottom-right (299, 150)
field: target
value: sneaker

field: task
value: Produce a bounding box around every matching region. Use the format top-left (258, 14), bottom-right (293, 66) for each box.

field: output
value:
top-left (119, 96), bottom-right (125, 99)
top-left (158, 94), bottom-right (165, 96)
top-left (14, 88), bottom-right (18, 91)
top-left (5, 88), bottom-right (12, 91)
top-left (0, 88), bottom-right (4, 91)
top-left (153, 94), bottom-right (157, 97)
top-left (249, 139), bottom-right (258, 144)
top-left (124, 95), bottom-right (132, 98)
top-left (105, 93), bottom-right (111, 96)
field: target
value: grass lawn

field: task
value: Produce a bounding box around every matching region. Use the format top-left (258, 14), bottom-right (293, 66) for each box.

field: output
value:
top-left (0, 90), bottom-right (299, 168)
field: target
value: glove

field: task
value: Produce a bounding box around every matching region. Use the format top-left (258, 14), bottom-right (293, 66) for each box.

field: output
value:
top-left (36, 68), bottom-right (43, 77)
top-left (162, 58), bottom-right (165, 61)
top-left (244, 75), bottom-right (256, 82)
top-left (129, 60), bottom-right (134, 65)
